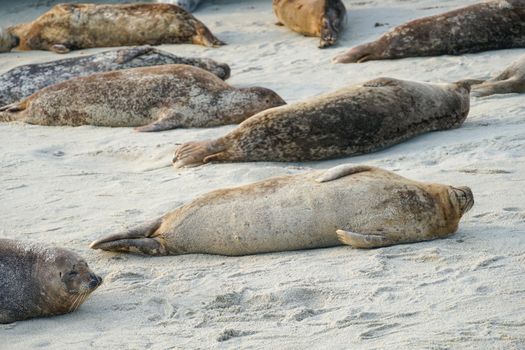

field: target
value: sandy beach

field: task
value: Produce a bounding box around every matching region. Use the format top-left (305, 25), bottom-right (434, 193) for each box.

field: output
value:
top-left (1, 0), bottom-right (524, 348)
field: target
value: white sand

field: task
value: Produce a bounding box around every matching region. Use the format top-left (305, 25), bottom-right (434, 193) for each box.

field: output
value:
top-left (1, 0), bottom-right (525, 348)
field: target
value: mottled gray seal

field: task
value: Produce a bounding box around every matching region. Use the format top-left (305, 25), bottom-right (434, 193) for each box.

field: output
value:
top-left (462, 54), bottom-right (525, 97)
top-left (0, 239), bottom-right (102, 323)
top-left (90, 164), bottom-right (474, 256)
top-left (273, 0), bottom-right (347, 48)
top-left (333, 0), bottom-right (525, 63)
top-left (172, 77), bottom-right (470, 167)
top-left (0, 64), bottom-right (285, 132)
top-left (2, 3), bottom-right (224, 53)
top-left (0, 45), bottom-right (230, 107)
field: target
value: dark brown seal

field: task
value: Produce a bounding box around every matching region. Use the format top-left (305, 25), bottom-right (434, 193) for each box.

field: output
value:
top-left (0, 239), bottom-right (102, 323)
top-left (0, 65), bottom-right (285, 132)
top-left (90, 165), bottom-right (474, 256)
top-left (333, 0), bottom-right (525, 63)
top-left (172, 77), bottom-right (470, 168)
top-left (461, 54), bottom-right (525, 97)
top-left (273, 0), bottom-right (346, 48)
top-left (2, 3), bottom-right (224, 53)
top-left (0, 45), bottom-right (230, 107)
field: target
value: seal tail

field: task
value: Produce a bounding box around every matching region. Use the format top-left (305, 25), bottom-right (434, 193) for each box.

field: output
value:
top-left (89, 218), bottom-right (168, 256)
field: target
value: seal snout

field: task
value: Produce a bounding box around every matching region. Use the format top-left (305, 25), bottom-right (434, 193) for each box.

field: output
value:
top-left (89, 273), bottom-right (103, 289)
top-left (453, 186), bottom-right (474, 214)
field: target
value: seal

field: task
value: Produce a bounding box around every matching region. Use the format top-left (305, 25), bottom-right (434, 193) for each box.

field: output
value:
top-left (333, 0), bottom-right (525, 63)
top-left (0, 239), bottom-right (102, 323)
top-left (172, 77), bottom-right (470, 168)
top-left (461, 54), bottom-right (525, 97)
top-left (0, 45), bottom-right (230, 107)
top-left (0, 64), bottom-right (285, 132)
top-left (90, 164), bottom-right (474, 256)
top-left (273, 0), bottom-right (346, 48)
top-left (2, 3), bottom-right (224, 53)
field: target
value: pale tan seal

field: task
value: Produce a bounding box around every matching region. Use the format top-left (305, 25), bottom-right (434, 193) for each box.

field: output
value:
top-left (0, 64), bottom-right (285, 132)
top-left (172, 77), bottom-right (470, 168)
top-left (0, 239), bottom-right (102, 323)
top-left (2, 3), bottom-right (224, 53)
top-left (90, 164), bottom-right (474, 256)
top-left (333, 0), bottom-right (525, 63)
top-left (461, 54), bottom-right (525, 97)
top-left (273, 0), bottom-right (346, 48)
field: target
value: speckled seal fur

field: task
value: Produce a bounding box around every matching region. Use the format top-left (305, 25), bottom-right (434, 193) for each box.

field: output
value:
top-left (0, 239), bottom-right (102, 324)
top-left (3, 3), bottom-right (224, 53)
top-left (0, 45), bottom-right (230, 107)
top-left (333, 0), bottom-right (525, 63)
top-left (462, 54), bottom-right (525, 97)
top-left (273, 0), bottom-right (346, 48)
top-left (0, 64), bottom-right (284, 131)
top-left (172, 77), bottom-right (470, 167)
top-left (90, 165), bottom-right (474, 256)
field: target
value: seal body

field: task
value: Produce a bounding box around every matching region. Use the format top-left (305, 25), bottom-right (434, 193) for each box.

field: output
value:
top-left (465, 54), bottom-right (525, 97)
top-left (5, 3), bottom-right (224, 53)
top-left (0, 64), bottom-right (285, 132)
top-left (172, 77), bottom-right (470, 167)
top-left (273, 0), bottom-right (346, 48)
top-left (0, 45), bottom-right (230, 107)
top-left (0, 239), bottom-right (102, 323)
top-left (90, 165), bottom-right (474, 256)
top-left (333, 0), bottom-right (525, 63)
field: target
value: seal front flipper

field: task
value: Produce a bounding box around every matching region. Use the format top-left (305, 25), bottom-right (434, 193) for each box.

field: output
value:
top-left (134, 110), bottom-right (183, 132)
top-left (90, 218), bottom-right (168, 255)
top-left (315, 164), bottom-right (374, 183)
top-left (115, 45), bottom-right (155, 64)
top-left (50, 44), bottom-right (71, 54)
top-left (336, 229), bottom-right (403, 248)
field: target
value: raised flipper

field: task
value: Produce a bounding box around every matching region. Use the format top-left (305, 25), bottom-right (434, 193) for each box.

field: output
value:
top-left (315, 164), bottom-right (374, 183)
top-left (134, 110), bottom-right (182, 132)
top-left (90, 218), bottom-right (168, 255)
top-left (336, 229), bottom-right (394, 248)
top-left (50, 44), bottom-right (71, 54)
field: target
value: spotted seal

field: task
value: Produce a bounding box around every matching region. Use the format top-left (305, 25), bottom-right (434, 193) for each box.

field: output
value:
top-left (273, 0), bottom-right (347, 48)
top-left (90, 164), bottom-right (474, 256)
top-left (0, 64), bottom-right (285, 132)
top-left (333, 0), bottom-right (525, 63)
top-left (172, 77), bottom-right (469, 167)
top-left (2, 3), bottom-right (224, 53)
top-left (0, 239), bottom-right (102, 323)
top-left (0, 45), bottom-right (230, 107)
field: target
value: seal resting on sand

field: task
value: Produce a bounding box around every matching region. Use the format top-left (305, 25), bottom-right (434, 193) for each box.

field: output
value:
top-left (0, 45), bottom-right (230, 107)
top-left (333, 0), bottom-right (525, 63)
top-left (0, 64), bottom-right (285, 132)
top-left (0, 239), bottom-right (102, 323)
top-left (273, 0), bottom-right (347, 48)
top-left (2, 3), bottom-right (224, 53)
top-left (461, 54), bottom-right (525, 97)
top-left (90, 164), bottom-right (474, 256)
top-left (172, 77), bottom-right (470, 167)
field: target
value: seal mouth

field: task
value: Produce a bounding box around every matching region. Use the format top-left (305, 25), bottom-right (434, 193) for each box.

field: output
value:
top-left (452, 186), bottom-right (474, 214)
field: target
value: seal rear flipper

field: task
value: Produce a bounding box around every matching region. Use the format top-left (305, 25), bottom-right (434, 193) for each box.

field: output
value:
top-left (90, 218), bottom-right (168, 255)
top-left (172, 139), bottom-right (226, 168)
top-left (315, 164), bottom-right (374, 183)
top-left (471, 79), bottom-right (524, 97)
top-left (336, 230), bottom-right (391, 248)
top-left (0, 101), bottom-right (27, 122)
top-left (332, 41), bottom-right (376, 63)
